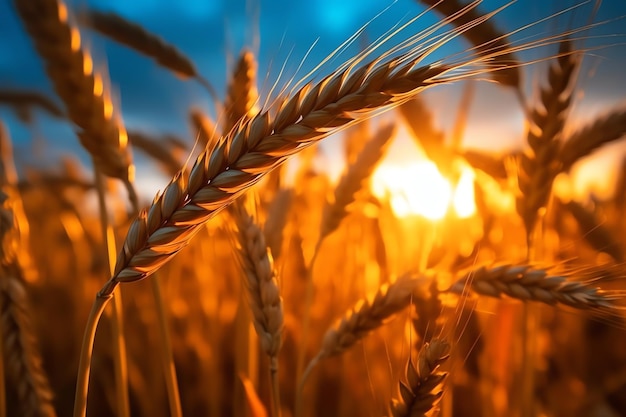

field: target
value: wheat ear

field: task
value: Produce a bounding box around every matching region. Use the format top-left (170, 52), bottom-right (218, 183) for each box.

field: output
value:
top-left (81, 10), bottom-right (218, 99)
top-left (13, 0), bottom-right (135, 188)
top-left (559, 108), bottom-right (626, 172)
top-left (390, 339), bottom-right (450, 417)
top-left (225, 49), bottom-right (260, 132)
top-left (516, 41), bottom-right (578, 241)
top-left (449, 264), bottom-right (621, 312)
top-left (233, 201), bottom-right (284, 417)
top-left (300, 275), bottom-right (421, 386)
top-left (0, 124), bottom-right (56, 417)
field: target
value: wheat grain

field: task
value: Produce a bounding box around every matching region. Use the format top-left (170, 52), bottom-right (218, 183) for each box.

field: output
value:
top-left (14, 0), bottom-right (134, 185)
top-left (389, 339), bottom-right (450, 417)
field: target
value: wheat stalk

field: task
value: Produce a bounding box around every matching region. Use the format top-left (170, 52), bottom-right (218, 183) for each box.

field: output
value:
top-left (389, 339), bottom-right (450, 417)
top-left (449, 264), bottom-right (621, 312)
top-left (516, 41), bottom-right (578, 241)
top-left (559, 109), bottom-right (626, 172)
top-left (13, 0), bottom-right (135, 189)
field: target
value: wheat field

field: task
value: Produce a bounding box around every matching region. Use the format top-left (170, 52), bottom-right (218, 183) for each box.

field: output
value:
top-left (1, 0), bottom-right (626, 416)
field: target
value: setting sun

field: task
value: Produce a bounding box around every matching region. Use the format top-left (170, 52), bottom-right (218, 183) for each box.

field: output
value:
top-left (372, 161), bottom-right (476, 220)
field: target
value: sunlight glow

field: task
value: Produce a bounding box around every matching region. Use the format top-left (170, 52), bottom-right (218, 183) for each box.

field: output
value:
top-left (372, 161), bottom-right (476, 220)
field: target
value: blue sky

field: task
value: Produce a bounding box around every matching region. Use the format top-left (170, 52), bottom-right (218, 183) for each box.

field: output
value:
top-left (1, 0), bottom-right (626, 196)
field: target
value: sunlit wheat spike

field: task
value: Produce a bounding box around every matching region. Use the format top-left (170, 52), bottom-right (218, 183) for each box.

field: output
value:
top-left (559, 108), bottom-right (626, 172)
top-left (390, 339), bottom-right (450, 417)
top-left (99, 1), bottom-right (577, 293)
top-left (449, 264), bottom-right (621, 312)
top-left (560, 199), bottom-right (623, 262)
top-left (319, 123), bottom-right (395, 241)
top-left (232, 200), bottom-right (284, 358)
top-left (516, 40), bottom-right (578, 238)
top-left (13, 0), bottom-right (134, 185)
top-left (126, 130), bottom-right (185, 176)
top-left (318, 275), bottom-right (421, 358)
top-left (102, 55), bottom-right (448, 293)
top-left (0, 89), bottom-right (64, 121)
top-left (418, 0), bottom-right (520, 88)
top-left (225, 49), bottom-right (259, 133)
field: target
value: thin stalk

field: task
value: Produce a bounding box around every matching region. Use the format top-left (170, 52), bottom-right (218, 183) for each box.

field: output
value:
top-left (269, 357), bottom-right (281, 417)
top-left (150, 276), bottom-right (183, 417)
top-left (94, 168), bottom-right (130, 417)
top-left (124, 185), bottom-right (182, 417)
top-left (295, 239), bottom-right (322, 413)
top-left (73, 293), bottom-right (112, 417)
top-left (521, 222), bottom-right (542, 417)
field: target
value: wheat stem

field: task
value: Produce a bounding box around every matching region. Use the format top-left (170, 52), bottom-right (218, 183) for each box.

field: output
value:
top-left (93, 168), bottom-right (130, 417)
top-left (72, 293), bottom-right (111, 417)
top-left (150, 276), bottom-right (183, 417)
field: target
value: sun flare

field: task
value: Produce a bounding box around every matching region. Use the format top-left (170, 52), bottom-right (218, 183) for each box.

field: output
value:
top-left (372, 161), bottom-right (476, 220)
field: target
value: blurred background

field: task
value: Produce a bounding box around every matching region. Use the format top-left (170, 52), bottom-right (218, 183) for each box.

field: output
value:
top-left (1, 0), bottom-right (626, 198)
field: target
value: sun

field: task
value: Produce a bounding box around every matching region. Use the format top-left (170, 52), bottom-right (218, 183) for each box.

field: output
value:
top-left (372, 160), bottom-right (476, 220)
